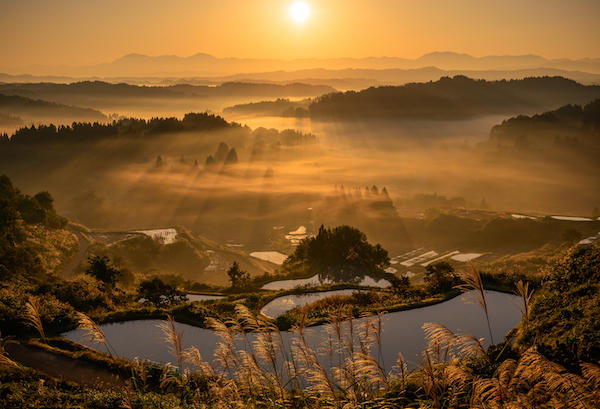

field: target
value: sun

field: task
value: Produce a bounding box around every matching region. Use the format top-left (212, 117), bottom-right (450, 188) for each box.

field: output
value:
top-left (290, 2), bottom-right (310, 23)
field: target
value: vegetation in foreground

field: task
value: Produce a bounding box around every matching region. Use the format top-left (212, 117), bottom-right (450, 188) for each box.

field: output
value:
top-left (2, 245), bottom-right (600, 409)
top-left (2, 244), bottom-right (600, 408)
top-left (1, 174), bottom-right (600, 407)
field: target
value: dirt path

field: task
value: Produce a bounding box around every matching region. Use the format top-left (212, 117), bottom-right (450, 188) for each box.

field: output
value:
top-left (5, 341), bottom-right (127, 389)
top-left (62, 228), bottom-right (89, 278)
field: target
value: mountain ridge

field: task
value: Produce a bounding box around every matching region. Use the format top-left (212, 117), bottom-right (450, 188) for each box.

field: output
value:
top-left (3, 52), bottom-right (600, 78)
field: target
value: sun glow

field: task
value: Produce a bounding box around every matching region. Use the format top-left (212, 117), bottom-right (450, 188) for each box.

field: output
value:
top-left (290, 2), bottom-right (310, 23)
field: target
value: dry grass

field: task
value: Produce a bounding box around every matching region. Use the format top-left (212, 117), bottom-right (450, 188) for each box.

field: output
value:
top-left (75, 312), bottom-right (118, 358)
top-left (60, 301), bottom-right (600, 408)
top-left (514, 280), bottom-right (534, 326)
top-left (23, 297), bottom-right (46, 343)
top-left (456, 263), bottom-right (494, 344)
top-left (157, 314), bottom-right (184, 375)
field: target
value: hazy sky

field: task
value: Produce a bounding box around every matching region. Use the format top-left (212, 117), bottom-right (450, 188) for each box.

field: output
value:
top-left (1, 0), bottom-right (599, 67)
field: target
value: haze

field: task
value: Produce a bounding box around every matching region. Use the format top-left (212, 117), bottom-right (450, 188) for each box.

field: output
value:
top-left (1, 0), bottom-right (599, 68)
top-left (1, 0), bottom-right (599, 258)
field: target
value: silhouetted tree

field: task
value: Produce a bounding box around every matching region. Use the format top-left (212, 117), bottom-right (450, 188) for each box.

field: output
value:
top-left (227, 261), bottom-right (250, 288)
top-left (205, 155), bottom-right (217, 172)
top-left (424, 261), bottom-right (459, 293)
top-left (223, 148), bottom-right (239, 165)
top-left (156, 155), bottom-right (165, 168)
top-left (138, 277), bottom-right (187, 306)
top-left (86, 255), bottom-right (122, 287)
top-left (287, 225), bottom-right (390, 270)
top-left (34, 191), bottom-right (54, 211)
top-left (215, 142), bottom-right (229, 162)
top-left (16, 196), bottom-right (46, 225)
top-left (381, 187), bottom-right (390, 199)
top-left (390, 274), bottom-right (412, 297)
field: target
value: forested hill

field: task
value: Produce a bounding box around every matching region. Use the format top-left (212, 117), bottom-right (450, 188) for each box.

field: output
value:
top-left (308, 76), bottom-right (600, 121)
top-left (1, 112), bottom-right (237, 144)
top-left (0, 81), bottom-right (336, 101)
top-left (487, 98), bottom-right (600, 146)
top-left (0, 93), bottom-right (106, 124)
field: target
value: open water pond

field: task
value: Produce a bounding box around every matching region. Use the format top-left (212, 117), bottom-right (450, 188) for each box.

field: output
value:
top-left (262, 274), bottom-right (390, 290)
top-left (63, 291), bottom-right (522, 371)
top-left (186, 294), bottom-right (225, 302)
top-left (250, 251), bottom-right (288, 265)
top-left (260, 289), bottom-right (358, 318)
top-left (262, 265), bottom-right (391, 290)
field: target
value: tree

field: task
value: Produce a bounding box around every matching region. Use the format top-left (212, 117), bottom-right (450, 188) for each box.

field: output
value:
top-left (222, 148), bottom-right (239, 166)
top-left (424, 261), bottom-right (459, 293)
top-left (287, 225), bottom-right (390, 270)
top-left (16, 196), bottom-right (46, 224)
top-left (215, 142), bottom-right (229, 162)
top-left (34, 191), bottom-right (54, 211)
top-left (227, 261), bottom-right (249, 288)
top-left (390, 274), bottom-right (412, 297)
top-left (138, 277), bottom-right (187, 306)
top-left (205, 155), bottom-right (217, 172)
top-left (86, 255), bottom-right (122, 287)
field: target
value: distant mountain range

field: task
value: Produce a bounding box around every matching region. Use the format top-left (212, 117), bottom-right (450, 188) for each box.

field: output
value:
top-left (2, 52), bottom-right (600, 79)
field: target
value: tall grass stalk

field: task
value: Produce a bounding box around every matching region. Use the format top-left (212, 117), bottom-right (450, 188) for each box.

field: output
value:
top-left (23, 297), bottom-right (46, 344)
top-left (75, 312), bottom-right (118, 358)
top-left (514, 280), bottom-right (534, 326)
top-left (391, 352), bottom-right (407, 389)
top-left (456, 262), bottom-right (494, 344)
top-left (157, 314), bottom-right (185, 375)
top-left (422, 322), bottom-right (489, 363)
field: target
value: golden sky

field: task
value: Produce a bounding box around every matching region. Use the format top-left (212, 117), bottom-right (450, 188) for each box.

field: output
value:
top-left (1, 0), bottom-right (599, 67)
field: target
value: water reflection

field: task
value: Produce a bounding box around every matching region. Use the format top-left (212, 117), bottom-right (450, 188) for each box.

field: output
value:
top-left (63, 291), bottom-right (521, 371)
top-left (186, 294), bottom-right (225, 302)
top-left (262, 265), bottom-right (390, 290)
top-left (260, 289), bottom-right (358, 318)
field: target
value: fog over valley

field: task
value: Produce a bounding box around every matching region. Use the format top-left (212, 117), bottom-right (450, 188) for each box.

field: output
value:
top-left (2, 2), bottom-right (600, 406)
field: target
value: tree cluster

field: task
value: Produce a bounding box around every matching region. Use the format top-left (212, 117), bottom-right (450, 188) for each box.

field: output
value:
top-left (137, 277), bottom-right (187, 306)
top-left (286, 225), bottom-right (390, 270)
top-left (0, 174), bottom-right (67, 230)
top-left (309, 76), bottom-right (600, 121)
top-left (0, 175), bottom-right (67, 282)
top-left (423, 261), bottom-right (461, 293)
top-left (2, 112), bottom-right (235, 145)
top-left (85, 255), bottom-right (122, 288)
top-left (227, 261), bottom-right (250, 288)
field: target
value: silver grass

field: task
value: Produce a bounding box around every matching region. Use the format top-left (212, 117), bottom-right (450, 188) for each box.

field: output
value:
top-left (75, 311), bottom-right (118, 358)
top-left (581, 362), bottom-right (600, 389)
top-left (157, 314), bottom-right (184, 375)
top-left (390, 352), bottom-right (407, 388)
top-left (456, 263), bottom-right (494, 344)
top-left (184, 346), bottom-right (215, 377)
top-left (23, 297), bottom-right (46, 344)
top-left (514, 280), bottom-right (534, 326)
top-left (353, 352), bottom-right (390, 391)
